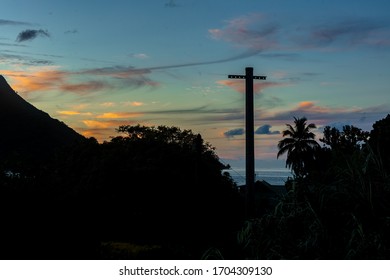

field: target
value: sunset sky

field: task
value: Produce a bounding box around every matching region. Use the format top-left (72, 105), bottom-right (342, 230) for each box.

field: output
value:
top-left (1, 0), bottom-right (390, 170)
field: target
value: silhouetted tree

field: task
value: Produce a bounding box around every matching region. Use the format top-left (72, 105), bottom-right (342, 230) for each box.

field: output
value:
top-left (369, 114), bottom-right (390, 172)
top-left (277, 117), bottom-right (320, 178)
top-left (320, 125), bottom-right (369, 153)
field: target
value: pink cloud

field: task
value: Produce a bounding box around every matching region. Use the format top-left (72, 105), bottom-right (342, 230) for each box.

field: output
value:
top-left (296, 101), bottom-right (331, 114)
top-left (209, 13), bottom-right (279, 52)
top-left (60, 81), bottom-right (112, 94)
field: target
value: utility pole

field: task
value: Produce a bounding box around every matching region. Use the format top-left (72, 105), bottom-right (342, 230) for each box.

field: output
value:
top-left (228, 67), bottom-right (266, 217)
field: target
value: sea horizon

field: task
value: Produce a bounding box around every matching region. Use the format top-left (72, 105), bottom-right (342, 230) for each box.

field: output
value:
top-left (223, 167), bottom-right (292, 186)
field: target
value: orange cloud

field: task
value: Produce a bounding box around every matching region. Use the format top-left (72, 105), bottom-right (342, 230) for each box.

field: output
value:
top-left (121, 101), bottom-right (144, 107)
top-left (81, 119), bottom-right (138, 142)
top-left (57, 110), bottom-right (92, 116)
top-left (96, 112), bottom-right (142, 119)
top-left (57, 110), bottom-right (81, 116)
top-left (2, 69), bottom-right (67, 93)
top-left (296, 101), bottom-right (329, 113)
top-left (298, 101), bottom-right (315, 109)
top-left (129, 101), bottom-right (143, 107)
top-left (83, 120), bottom-right (111, 129)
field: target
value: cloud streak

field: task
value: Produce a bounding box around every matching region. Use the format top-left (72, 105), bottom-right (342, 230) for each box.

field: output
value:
top-left (209, 13), bottom-right (279, 52)
top-left (306, 18), bottom-right (388, 48)
top-left (96, 112), bottom-right (142, 119)
top-left (16, 29), bottom-right (50, 42)
top-left (60, 81), bottom-right (112, 94)
top-left (210, 14), bottom-right (390, 56)
top-left (0, 19), bottom-right (30, 26)
top-left (165, 0), bottom-right (179, 8)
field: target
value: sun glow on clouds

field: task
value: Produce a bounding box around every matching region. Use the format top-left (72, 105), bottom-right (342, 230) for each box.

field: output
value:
top-left (57, 110), bottom-right (92, 116)
top-left (1, 67), bottom-right (151, 96)
top-left (83, 120), bottom-right (111, 129)
top-left (81, 119), bottom-right (139, 141)
top-left (82, 120), bottom-right (135, 129)
top-left (2, 69), bottom-right (65, 93)
top-left (296, 101), bottom-right (332, 113)
top-left (1, 68), bottom-right (111, 95)
top-left (128, 101), bottom-right (143, 107)
top-left (96, 112), bottom-right (142, 119)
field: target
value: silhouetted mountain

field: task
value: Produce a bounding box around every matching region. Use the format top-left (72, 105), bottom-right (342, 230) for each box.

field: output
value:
top-left (0, 75), bottom-right (85, 163)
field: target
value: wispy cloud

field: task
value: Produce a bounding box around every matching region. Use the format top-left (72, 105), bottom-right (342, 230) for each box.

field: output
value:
top-left (81, 119), bottom-right (138, 140)
top-left (0, 52), bottom-right (53, 66)
top-left (2, 69), bottom-right (66, 92)
top-left (122, 101), bottom-right (144, 107)
top-left (165, 0), bottom-right (179, 8)
top-left (263, 100), bottom-right (390, 130)
top-left (96, 112), bottom-right (142, 119)
top-left (100, 102), bottom-right (116, 107)
top-left (209, 13), bottom-right (279, 52)
top-left (79, 66), bottom-right (160, 89)
top-left (2, 69), bottom-right (111, 95)
top-left (64, 29), bottom-right (78, 34)
top-left (82, 120), bottom-right (123, 129)
top-left (16, 29), bottom-right (50, 42)
top-left (305, 18), bottom-right (388, 48)
top-left (60, 81), bottom-right (112, 94)
top-left (0, 19), bottom-right (30, 26)
top-left (57, 110), bottom-right (92, 116)
top-left (210, 14), bottom-right (390, 57)
top-left (131, 53), bottom-right (149, 59)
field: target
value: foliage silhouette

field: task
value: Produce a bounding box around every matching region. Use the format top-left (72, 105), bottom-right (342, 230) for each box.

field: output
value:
top-left (222, 115), bottom-right (390, 260)
top-left (1, 123), bottom-right (244, 259)
top-left (369, 114), bottom-right (390, 173)
top-left (277, 116), bottom-right (320, 178)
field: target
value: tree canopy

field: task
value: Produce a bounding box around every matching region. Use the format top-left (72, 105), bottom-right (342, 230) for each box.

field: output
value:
top-left (277, 116), bottom-right (320, 178)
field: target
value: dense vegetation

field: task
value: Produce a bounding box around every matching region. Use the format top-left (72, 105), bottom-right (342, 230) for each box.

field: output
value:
top-left (1, 113), bottom-right (390, 260)
top-left (0, 124), bottom-right (243, 259)
top-left (231, 115), bottom-right (390, 259)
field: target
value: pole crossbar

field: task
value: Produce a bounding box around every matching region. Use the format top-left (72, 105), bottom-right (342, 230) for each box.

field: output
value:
top-left (229, 75), bottom-right (266, 80)
top-left (228, 67), bottom-right (266, 217)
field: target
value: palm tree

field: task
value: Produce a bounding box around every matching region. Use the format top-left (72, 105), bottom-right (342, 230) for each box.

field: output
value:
top-left (277, 116), bottom-right (320, 178)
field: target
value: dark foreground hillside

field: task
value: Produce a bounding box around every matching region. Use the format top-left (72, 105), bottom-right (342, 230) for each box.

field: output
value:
top-left (0, 128), bottom-right (245, 259)
top-left (0, 75), bottom-right (245, 259)
top-left (0, 75), bottom-right (85, 165)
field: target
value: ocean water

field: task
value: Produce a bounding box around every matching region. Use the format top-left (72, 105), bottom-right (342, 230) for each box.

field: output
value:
top-left (223, 168), bottom-right (293, 186)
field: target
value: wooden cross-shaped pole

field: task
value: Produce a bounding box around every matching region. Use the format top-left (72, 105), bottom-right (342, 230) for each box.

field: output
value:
top-left (228, 67), bottom-right (266, 217)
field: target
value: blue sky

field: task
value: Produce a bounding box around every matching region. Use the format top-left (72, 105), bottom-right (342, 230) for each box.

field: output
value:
top-left (1, 0), bottom-right (390, 170)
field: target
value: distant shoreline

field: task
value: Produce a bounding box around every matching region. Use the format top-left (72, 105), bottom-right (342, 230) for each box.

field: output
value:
top-left (223, 168), bottom-right (292, 187)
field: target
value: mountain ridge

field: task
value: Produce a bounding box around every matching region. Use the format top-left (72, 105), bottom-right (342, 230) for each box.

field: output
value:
top-left (0, 74), bottom-right (85, 163)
